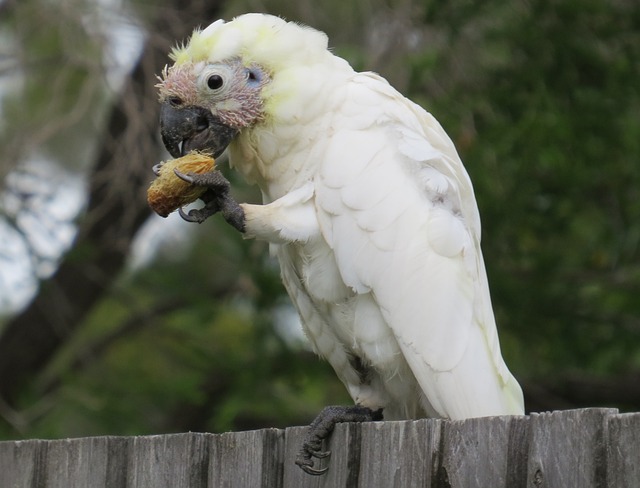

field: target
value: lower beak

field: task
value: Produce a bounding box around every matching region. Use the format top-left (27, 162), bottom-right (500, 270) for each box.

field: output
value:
top-left (159, 102), bottom-right (238, 159)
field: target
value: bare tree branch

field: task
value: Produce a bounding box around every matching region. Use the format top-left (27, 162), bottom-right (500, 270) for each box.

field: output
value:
top-left (0, 0), bottom-right (226, 407)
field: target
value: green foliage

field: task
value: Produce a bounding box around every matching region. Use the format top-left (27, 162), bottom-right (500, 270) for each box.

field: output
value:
top-left (3, 0), bottom-right (640, 439)
top-left (412, 0), bottom-right (640, 376)
top-left (1, 218), bottom-right (347, 439)
top-left (0, 0), bottom-right (107, 175)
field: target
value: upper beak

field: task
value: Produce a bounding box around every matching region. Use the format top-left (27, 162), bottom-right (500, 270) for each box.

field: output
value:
top-left (159, 102), bottom-right (238, 159)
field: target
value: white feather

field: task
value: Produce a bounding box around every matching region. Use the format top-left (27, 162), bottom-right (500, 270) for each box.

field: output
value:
top-left (214, 14), bottom-right (524, 420)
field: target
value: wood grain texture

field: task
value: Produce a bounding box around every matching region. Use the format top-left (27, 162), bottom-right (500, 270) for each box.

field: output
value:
top-left (282, 422), bottom-right (363, 488)
top-left (606, 412), bottom-right (640, 488)
top-left (526, 408), bottom-right (617, 488)
top-left (209, 428), bottom-right (283, 488)
top-left (126, 433), bottom-right (212, 488)
top-left (439, 415), bottom-right (517, 487)
top-left (2, 409), bottom-right (638, 488)
top-left (359, 418), bottom-right (441, 487)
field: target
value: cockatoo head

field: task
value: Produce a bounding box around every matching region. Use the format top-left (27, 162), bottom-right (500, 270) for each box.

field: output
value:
top-left (156, 13), bottom-right (331, 159)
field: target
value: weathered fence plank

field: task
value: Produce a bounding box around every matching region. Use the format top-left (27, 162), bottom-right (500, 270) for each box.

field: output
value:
top-left (48, 436), bottom-right (115, 488)
top-left (3, 408), bottom-right (639, 488)
top-left (606, 412), bottom-right (640, 488)
top-left (282, 423), bottom-right (363, 487)
top-left (125, 433), bottom-right (212, 488)
top-left (358, 418), bottom-right (441, 487)
top-left (439, 414), bottom-right (519, 487)
top-left (209, 428), bottom-right (283, 488)
top-left (1, 438), bottom-right (43, 488)
top-left (526, 408), bottom-right (616, 488)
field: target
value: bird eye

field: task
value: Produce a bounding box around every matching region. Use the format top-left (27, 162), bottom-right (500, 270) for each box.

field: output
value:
top-left (207, 74), bottom-right (224, 90)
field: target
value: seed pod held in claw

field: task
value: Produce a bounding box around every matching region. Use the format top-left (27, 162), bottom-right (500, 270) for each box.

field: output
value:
top-left (147, 152), bottom-right (216, 218)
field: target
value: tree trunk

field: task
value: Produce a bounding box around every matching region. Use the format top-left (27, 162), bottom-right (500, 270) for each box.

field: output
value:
top-left (0, 0), bottom-right (225, 407)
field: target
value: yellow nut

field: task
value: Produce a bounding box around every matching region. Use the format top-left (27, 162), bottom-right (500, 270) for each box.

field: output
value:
top-left (147, 152), bottom-right (216, 218)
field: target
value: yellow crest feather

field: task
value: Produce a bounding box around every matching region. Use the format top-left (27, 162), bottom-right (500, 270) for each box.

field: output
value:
top-left (170, 14), bottom-right (330, 72)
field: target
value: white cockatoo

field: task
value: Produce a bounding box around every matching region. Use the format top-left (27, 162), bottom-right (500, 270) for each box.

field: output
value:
top-left (156, 13), bottom-right (524, 474)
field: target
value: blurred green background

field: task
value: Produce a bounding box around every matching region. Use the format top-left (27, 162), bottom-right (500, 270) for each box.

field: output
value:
top-left (1, 0), bottom-right (639, 439)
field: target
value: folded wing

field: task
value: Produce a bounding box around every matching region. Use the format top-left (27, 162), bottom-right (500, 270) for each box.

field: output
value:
top-left (315, 73), bottom-right (524, 419)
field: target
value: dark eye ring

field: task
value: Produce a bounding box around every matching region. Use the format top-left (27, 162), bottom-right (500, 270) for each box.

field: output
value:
top-left (207, 74), bottom-right (223, 90)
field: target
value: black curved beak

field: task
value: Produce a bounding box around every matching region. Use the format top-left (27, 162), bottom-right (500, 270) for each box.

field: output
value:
top-left (160, 102), bottom-right (238, 159)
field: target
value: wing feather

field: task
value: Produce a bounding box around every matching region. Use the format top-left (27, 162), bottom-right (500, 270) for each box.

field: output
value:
top-left (314, 73), bottom-right (524, 418)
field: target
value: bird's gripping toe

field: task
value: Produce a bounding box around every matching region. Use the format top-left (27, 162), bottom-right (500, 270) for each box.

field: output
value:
top-left (295, 405), bottom-right (383, 476)
top-left (174, 169), bottom-right (246, 232)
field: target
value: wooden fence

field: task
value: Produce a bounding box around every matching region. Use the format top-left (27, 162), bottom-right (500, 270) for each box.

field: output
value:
top-left (1, 408), bottom-right (638, 487)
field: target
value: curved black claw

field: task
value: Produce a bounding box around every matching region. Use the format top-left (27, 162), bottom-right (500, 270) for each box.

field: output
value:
top-left (300, 463), bottom-right (329, 476)
top-left (152, 162), bottom-right (164, 176)
top-left (295, 405), bottom-right (383, 476)
top-left (178, 207), bottom-right (197, 223)
top-left (173, 168), bottom-right (229, 191)
top-left (178, 205), bottom-right (218, 224)
top-left (173, 169), bottom-right (193, 183)
top-left (172, 169), bottom-right (245, 231)
top-left (296, 446), bottom-right (331, 476)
